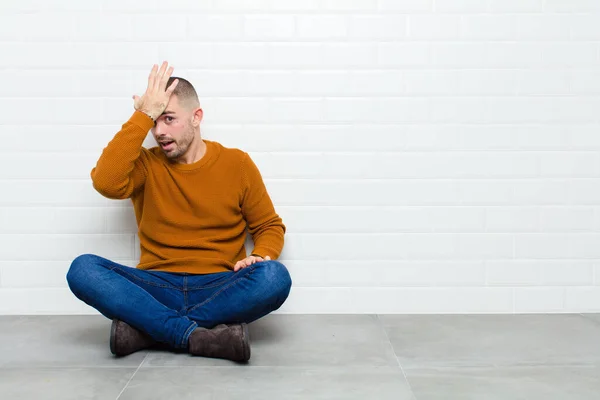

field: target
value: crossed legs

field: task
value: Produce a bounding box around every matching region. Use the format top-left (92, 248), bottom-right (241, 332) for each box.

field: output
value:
top-left (66, 254), bottom-right (292, 353)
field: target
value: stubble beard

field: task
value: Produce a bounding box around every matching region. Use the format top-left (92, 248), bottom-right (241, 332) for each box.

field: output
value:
top-left (164, 125), bottom-right (195, 160)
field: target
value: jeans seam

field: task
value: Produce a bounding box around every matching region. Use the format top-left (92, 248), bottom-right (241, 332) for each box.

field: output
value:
top-left (187, 266), bottom-right (257, 313)
top-left (183, 275), bottom-right (188, 310)
top-left (181, 320), bottom-right (198, 348)
top-left (108, 265), bottom-right (179, 290)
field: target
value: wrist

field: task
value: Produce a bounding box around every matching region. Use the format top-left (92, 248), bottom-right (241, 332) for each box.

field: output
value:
top-left (139, 109), bottom-right (157, 122)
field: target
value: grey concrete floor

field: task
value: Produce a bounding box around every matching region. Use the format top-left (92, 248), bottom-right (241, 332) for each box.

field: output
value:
top-left (1, 314), bottom-right (600, 399)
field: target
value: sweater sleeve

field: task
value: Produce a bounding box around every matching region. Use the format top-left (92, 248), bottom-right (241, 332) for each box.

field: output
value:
top-left (240, 152), bottom-right (286, 259)
top-left (90, 111), bottom-right (155, 200)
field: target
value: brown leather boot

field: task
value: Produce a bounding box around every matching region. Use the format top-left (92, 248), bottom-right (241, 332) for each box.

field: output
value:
top-left (188, 323), bottom-right (250, 362)
top-left (110, 319), bottom-right (156, 357)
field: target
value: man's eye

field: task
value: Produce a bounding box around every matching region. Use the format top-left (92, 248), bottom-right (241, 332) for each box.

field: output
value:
top-left (166, 116), bottom-right (174, 122)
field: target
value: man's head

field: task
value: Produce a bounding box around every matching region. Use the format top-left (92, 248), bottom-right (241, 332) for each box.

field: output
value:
top-left (151, 77), bottom-right (203, 161)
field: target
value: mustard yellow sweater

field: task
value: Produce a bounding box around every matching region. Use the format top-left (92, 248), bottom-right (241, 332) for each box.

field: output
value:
top-left (91, 111), bottom-right (286, 274)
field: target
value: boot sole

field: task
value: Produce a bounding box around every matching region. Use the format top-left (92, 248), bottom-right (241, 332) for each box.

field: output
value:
top-left (109, 319), bottom-right (118, 355)
top-left (241, 323), bottom-right (251, 362)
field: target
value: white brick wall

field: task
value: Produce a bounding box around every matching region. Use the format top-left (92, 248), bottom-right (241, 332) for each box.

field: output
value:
top-left (2, 0), bottom-right (600, 314)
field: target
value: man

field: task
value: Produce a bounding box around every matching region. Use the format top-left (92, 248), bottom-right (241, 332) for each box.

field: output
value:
top-left (66, 61), bottom-right (292, 362)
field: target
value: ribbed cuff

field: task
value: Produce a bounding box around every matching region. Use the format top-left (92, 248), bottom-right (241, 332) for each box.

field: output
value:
top-left (251, 246), bottom-right (278, 259)
top-left (129, 110), bottom-right (156, 132)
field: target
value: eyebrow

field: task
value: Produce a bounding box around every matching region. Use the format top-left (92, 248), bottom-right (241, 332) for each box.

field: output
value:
top-left (161, 111), bottom-right (176, 116)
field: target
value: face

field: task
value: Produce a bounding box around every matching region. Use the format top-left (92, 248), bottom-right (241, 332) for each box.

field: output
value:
top-left (151, 95), bottom-right (200, 161)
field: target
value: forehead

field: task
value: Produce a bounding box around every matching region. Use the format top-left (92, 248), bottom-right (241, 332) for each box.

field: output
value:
top-left (164, 95), bottom-right (182, 113)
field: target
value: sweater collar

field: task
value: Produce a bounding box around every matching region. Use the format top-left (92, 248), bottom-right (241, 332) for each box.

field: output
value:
top-left (165, 139), bottom-right (217, 171)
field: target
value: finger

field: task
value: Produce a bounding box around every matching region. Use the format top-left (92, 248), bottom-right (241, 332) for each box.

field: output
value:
top-left (165, 78), bottom-right (179, 96)
top-left (234, 263), bottom-right (240, 272)
top-left (265, 256), bottom-right (271, 260)
top-left (148, 64), bottom-right (158, 91)
top-left (160, 66), bottom-right (174, 92)
top-left (154, 61), bottom-right (168, 91)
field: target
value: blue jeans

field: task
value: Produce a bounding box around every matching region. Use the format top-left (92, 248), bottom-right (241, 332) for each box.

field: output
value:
top-left (66, 254), bottom-right (292, 349)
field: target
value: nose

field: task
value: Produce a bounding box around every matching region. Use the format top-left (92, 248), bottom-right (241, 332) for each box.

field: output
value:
top-left (153, 121), bottom-right (166, 136)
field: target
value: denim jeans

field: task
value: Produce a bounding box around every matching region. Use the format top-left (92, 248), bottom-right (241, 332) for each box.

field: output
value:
top-left (66, 254), bottom-right (292, 349)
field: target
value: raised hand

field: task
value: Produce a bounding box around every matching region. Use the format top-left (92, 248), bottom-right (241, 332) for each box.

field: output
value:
top-left (132, 61), bottom-right (179, 121)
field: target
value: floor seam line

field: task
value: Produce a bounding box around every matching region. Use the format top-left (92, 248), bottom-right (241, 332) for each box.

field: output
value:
top-left (115, 352), bottom-right (148, 400)
top-left (377, 314), bottom-right (418, 400)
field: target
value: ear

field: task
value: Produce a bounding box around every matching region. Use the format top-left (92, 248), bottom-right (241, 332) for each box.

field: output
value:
top-left (191, 107), bottom-right (203, 127)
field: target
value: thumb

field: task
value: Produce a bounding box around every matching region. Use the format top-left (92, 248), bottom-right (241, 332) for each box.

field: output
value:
top-left (265, 256), bottom-right (271, 260)
top-left (132, 95), bottom-right (142, 111)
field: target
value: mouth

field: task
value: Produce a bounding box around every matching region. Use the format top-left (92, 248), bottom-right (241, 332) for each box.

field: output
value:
top-left (159, 140), bottom-right (175, 151)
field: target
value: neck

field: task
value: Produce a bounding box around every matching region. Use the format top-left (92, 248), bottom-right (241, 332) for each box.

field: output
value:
top-left (175, 133), bottom-right (206, 165)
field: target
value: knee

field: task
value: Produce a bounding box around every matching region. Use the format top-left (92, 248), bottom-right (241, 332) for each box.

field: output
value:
top-left (257, 260), bottom-right (292, 303)
top-left (66, 254), bottom-right (99, 291)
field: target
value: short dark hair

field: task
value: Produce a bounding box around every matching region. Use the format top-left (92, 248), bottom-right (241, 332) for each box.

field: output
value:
top-left (167, 76), bottom-right (200, 109)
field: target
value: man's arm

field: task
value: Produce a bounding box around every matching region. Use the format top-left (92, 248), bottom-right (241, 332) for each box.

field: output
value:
top-left (240, 153), bottom-right (286, 259)
top-left (90, 112), bottom-right (153, 199)
top-left (90, 62), bottom-right (179, 200)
